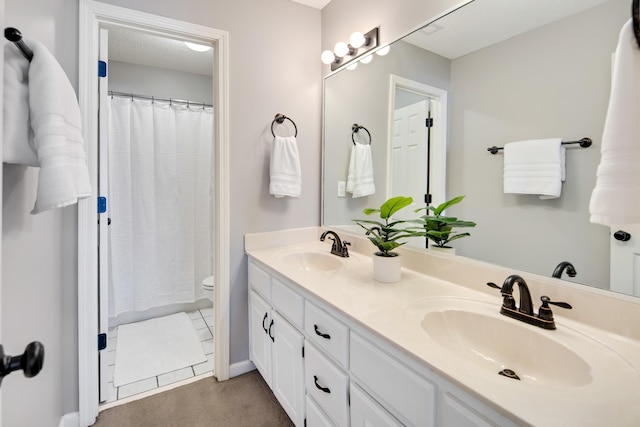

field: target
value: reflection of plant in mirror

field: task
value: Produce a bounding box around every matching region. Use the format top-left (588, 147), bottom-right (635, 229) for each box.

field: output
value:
top-left (415, 195), bottom-right (476, 249)
top-left (353, 196), bottom-right (423, 257)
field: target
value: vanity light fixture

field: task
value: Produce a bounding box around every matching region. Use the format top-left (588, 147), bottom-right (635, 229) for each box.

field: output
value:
top-left (321, 27), bottom-right (379, 71)
top-left (184, 41), bottom-right (212, 52)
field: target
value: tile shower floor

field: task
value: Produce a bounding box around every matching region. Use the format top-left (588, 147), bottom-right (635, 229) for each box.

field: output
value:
top-left (102, 308), bottom-right (214, 404)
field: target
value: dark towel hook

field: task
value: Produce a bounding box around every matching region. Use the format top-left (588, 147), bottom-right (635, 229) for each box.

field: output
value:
top-left (4, 27), bottom-right (33, 62)
top-left (352, 124), bottom-right (372, 145)
top-left (271, 113), bottom-right (297, 137)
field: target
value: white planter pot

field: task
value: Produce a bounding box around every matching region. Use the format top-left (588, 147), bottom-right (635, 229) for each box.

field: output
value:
top-left (429, 246), bottom-right (456, 255)
top-left (372, 253), bottom-right (402, 283)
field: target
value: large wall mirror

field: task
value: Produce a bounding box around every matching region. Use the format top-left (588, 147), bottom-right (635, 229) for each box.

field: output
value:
top-left (322, 0), bottom-right (633, 295)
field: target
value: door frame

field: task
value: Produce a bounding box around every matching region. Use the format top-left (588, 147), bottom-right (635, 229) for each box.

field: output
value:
top-left (77, 1), bottom-right (230, 425)
top-left (387, 75), bottom-right (447, 207)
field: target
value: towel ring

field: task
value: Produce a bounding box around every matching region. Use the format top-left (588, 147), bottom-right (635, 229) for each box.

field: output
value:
top-left (271, 114), bottom-right (298, 137)
top-left (352, 124), bottom-right (372, 145)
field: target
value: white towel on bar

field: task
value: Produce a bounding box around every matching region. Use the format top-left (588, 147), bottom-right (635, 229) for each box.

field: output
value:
top-left (590, 19), bottom-right (640, 225)
top-left (503, 138), bottom-right (564, 199)
top-left (2, 38), bottom-right (92, 214)
top-left (346, 143), bottom-right (375, 198)
top-left (269, 135), bottom-right (301, 198)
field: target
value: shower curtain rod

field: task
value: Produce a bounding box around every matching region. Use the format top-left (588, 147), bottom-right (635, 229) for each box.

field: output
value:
top-left (108, 91), bottom-right (213, 108)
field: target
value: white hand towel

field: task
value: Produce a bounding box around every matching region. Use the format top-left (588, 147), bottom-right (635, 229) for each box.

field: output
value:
top-left (590, 19), bottom-right (640, 226)
top-left (269, 135), bottom-right (301, 198)
top-left (503, 138), bottom-right (564, 199)
top-left (346, 143), bottom-right (375, 198)
top-left (3, 39), bottom-right (92, 214)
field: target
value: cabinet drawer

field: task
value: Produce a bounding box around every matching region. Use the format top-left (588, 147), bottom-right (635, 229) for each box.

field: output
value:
top-left (248, 260), bottom-right (271, 300)
top-left (350, 332), bottom-right (436, 427)
top-left (305, 342), bottom-right (349, 427)
top-left (272, 277), bottom-right (304, 329)
top-left (304, 301), bottom-right (349, 367)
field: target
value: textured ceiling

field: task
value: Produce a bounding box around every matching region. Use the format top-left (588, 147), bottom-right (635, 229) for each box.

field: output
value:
top-left (404, 0), bottom-right (611, 59)
top-left (106, 25), bottom-right (214, 76)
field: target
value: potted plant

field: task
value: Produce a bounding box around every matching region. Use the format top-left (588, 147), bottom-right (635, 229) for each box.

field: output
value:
top-left (415, 195), bottom-right (476, 254)
top-left (353, 196), bottom-right (423, 282)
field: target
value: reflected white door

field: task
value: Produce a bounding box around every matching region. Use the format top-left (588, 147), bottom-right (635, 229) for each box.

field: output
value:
top-left (391, 100), bottom-right (428, 248)
top-left (610, 225), bottom-right (640, 295)
top-left (98, 28), bottom-right (110, 403)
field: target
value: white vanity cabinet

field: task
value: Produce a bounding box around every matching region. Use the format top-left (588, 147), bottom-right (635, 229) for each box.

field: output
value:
top-left (247, 258), bottom-right (519, 427)
top-left (248, 262), bottom-right (305, 426)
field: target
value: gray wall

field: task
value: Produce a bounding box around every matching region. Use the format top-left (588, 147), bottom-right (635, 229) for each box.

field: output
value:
top-left (448, 1), bottom-right (628, 288)
top-left (108, 60), bottom-right (214, 105)
top-left (2, 0), bottom-right (321, 425)
top-left (323, 41), bottom-right (450, 225)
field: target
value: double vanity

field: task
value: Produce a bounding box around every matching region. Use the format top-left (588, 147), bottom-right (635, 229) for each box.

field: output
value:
top-left (245, 227), bottom-right (640, 426)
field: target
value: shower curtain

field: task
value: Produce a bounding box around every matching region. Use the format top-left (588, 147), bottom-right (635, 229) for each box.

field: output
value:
top-left (107, 97), bottom-right (214, 318)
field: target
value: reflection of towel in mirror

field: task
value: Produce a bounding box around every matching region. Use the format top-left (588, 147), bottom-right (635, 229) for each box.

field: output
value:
top-left (3, 38), bottom-right (92, 214)
top-left (346, 143), bottom-right (375, 198)
top-left (503, 138), bottom-right (564, 199)
top-left (269, 136), bottom-right (301, 198)
top-left (590, 19), bottom-right (640, 226)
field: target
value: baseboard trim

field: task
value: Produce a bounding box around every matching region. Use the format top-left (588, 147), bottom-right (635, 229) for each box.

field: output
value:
top-left (59, 412), bottom-right (79, 427)
top-left (229, 360), bottom-right (255, 378)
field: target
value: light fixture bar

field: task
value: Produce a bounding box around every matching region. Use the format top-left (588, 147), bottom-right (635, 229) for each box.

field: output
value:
top-left (328, 27), bottom-right (379, 72)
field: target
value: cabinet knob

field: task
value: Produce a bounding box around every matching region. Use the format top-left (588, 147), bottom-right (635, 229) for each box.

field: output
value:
top-left (313, 375), bottom-right (331, 394)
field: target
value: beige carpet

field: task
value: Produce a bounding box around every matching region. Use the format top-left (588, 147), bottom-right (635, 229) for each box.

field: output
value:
top-left (94, 371), bottom-right (294, 426)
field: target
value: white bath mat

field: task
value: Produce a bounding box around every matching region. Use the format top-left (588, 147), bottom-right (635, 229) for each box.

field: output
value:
top-left (113, 312), bottom-right (207, 387)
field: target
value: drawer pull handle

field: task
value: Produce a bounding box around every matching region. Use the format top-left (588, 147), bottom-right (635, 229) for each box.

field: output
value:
top-left (268, 319), bottom-right (275, 342)
top-left (314, 325), bottom-right (331, 340)
top-left (262, 312), bottom-right (268, 334)
top-left (313, 375), bottom-right (331, 394)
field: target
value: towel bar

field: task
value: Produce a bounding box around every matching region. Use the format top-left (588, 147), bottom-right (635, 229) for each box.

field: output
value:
top-left (487, 138), bottom-right (592, 155)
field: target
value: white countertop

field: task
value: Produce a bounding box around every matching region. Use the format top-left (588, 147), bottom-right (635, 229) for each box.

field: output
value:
top-left (245, 228), bottom-right (640, 427)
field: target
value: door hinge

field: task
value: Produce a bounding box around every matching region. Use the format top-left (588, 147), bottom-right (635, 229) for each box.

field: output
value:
top-left (98, 333), bottom-right (107, 351)
top-left (425, 117), bottom-right (434, 128)
top-left (302, 346), bottom-right (305, 358)
top-left (98, 60), bottom-right (107, 78)
top-left (424, 193), bottom-right (432, 204)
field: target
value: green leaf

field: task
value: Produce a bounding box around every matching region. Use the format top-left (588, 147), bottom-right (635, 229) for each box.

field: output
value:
top-left (433, 195), bottom-right (465, 216)
top-left (363, 208), bottom-right (380, 216)
top-left (380, 196), bottom-right (413, 219)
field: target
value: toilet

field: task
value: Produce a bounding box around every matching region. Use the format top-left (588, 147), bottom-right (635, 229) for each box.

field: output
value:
top-left (201, 276), bottom-right (215, 303)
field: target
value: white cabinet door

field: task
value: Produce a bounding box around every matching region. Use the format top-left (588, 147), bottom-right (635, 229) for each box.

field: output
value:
top-left (307, 396), bottom-right (337, 427)
top-left (249, 290), bottom-right (272, 387)
top-left (272, 311), bottom-right (305, 427)
top-left (350, 383), bottom-right (403, 427)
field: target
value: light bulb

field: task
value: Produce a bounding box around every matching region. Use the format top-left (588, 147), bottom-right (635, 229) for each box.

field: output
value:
top-left (347, 62), bottom-right (358, 71)
top-left (360, 54), bottom-right (373, 64)
top-left (184, 41), bottom-right (212, 52)
top-left (349, 32), bottom-right (366, 48)
top-left (376, 45), bottom-right (390, 56)
top-left (334, 41), bottom-right (350, 57)
top-left (321, 50), bottom-right (336, 64)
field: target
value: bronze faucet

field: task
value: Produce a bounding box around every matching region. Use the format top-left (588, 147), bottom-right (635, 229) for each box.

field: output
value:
top-left (320, 230), bottom-right (350, 257)
top-left (487, 275), bottom-right (572, 330)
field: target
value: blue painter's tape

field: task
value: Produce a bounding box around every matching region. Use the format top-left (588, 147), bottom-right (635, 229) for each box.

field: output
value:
top-left (98, 197), bottom-right (107, 213)
top-left (98, 61), bottom-right (107, 78)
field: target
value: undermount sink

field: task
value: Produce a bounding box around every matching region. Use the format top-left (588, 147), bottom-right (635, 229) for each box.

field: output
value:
top-left (280, 251), bottom-right (343, 272)
top-left (404, 298), bottom-right (635, 390)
